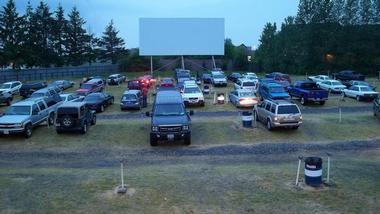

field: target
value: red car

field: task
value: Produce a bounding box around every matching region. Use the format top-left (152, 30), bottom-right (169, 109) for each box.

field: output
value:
top-left (76, 83), bottom-right (103, 96)
top-left (160, 78), bottom-right (175, 87)
top-left (138, 75), bottom-right (154, 88)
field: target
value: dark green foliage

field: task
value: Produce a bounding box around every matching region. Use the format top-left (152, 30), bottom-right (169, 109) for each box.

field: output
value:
top-left (99, 20), bottom-right (125, 64)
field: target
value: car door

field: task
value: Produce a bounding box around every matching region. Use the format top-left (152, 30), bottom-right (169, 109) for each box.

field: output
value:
top-left (234, 80), bottom-right (240, 90)
top-left (37, 101), bottom-right (49, 119)
top-left (31, 104), bottom-right (43, 125)
top-left (256, 101), bottom-right (266, 121)
top-left (348, 86), bottom-right (357, 97)
top-left (230, 91), bottom-right (237, 104)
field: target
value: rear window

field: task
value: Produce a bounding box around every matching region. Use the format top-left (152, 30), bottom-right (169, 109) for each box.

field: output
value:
top-left (184, 87), bottom-right (201, 94)
top-left (122, 94), bottom-right (137, 100)
top-left (58, 107), bottom-right (78, 116)
top-left (243, 82), bottom-right (255, 87)
top-left (277, 105), bottom-right (300, 114)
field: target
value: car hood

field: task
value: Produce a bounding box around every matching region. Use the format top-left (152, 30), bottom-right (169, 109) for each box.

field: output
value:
top-left (0, 89), bottom-right (10, 93)
top-left (152, 115), bottom-right (189, 126)
top-left (214, 78), bottom-right (226, 81)
top-left (76, 89), bottom-right (90, 92)
top-left (182, 93), bottom-right (204, 98)
top-left (270, 92), bottom-right (290, 98)
top-left (0, 115), bottom-right (30, 124)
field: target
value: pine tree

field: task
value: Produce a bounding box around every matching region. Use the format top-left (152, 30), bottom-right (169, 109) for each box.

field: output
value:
top-left (359, 0), bottom-right (374, 24)
top-left (343, 0), bottom-right (360, 25)
top-left (66, 6), bottom-right (88, 66)
top-left (312, 0), bottom-right (334, 23)
top-left (372, 0), bottom-right (380, 23)
top-left (254, 23), bottom-right (278, 72)
top-left (296, 0), bottom-right (314, 24)
top-left (51, 4), bottom-right (67, 66)
top-left (0, 0), bottom-right (23, 69)
top-left (99, 20), bottom-right (125, 64)
top-left (331, 0), bottom-right (345, 24)
top-left (20, 1), bottom-right (38, 68)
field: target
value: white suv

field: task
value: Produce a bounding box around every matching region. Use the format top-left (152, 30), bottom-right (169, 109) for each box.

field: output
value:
top-left (182, 84), bottom-right (205, 106)
top-left (234, 79), bottom-right (257, 92)
top-left (0, 81), bottom-right (22, 95)
top-left (211, 71), bottom-right (227, 87)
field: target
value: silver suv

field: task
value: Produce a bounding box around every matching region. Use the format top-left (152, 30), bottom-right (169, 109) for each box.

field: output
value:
top-left (255, 99), bottom-right (302, 130)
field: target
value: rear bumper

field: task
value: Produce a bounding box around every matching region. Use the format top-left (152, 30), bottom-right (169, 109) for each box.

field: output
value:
top-left (120, 103), bottom-right (140, 109)
top-left (0, 128), bottom-right (25, 135)
top-left (307, 97), bottom-right (328, 102)
top-left (184, 99), bottom-right (204, 106)
top-left (273, 121), bottom-right (302, 128)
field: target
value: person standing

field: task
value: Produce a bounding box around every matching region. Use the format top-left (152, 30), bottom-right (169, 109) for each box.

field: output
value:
top-left (142, 85), bottom-right (148, 108)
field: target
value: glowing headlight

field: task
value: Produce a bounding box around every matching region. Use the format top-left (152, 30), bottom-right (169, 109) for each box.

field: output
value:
top-left (152, 126), bottom-right (158, 132)
top-left (182, 125), bottom-right (189, 131)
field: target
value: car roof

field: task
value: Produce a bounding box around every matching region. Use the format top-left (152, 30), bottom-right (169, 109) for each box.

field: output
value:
top-left (267, 99), bottom-right (296, 105)
top-left (123, 90), bottom-right (140, 95)
top-left (155, 91), bottom-right (183, 104)
top-left (58, 102), bottom-right (86, 108)
top-left (3, 81), bottom-right (21, 84)
top-left (88, 78), bottom-right (103, 83)
top-left (265, 83), bottom-right (283, 87)
top-left (236, 89), bottom-right (255, 93)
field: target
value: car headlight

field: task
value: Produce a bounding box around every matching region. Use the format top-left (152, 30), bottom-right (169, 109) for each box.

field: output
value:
top-left (182, 125), bottom-right (189, 131)
top-left (152, 126), bottom-right (158, 132)
top-left (15, 123), bottom-right (23, 128)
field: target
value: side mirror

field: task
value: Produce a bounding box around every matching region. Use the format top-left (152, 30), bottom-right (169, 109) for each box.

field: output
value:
top-left (189, 110), bottom-right (194, 116)
top-left (145, 111), bottom-right (150, 117)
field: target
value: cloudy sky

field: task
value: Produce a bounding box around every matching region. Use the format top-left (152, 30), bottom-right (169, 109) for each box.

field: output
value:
top-left (2, 0), bottom-right (298, 48)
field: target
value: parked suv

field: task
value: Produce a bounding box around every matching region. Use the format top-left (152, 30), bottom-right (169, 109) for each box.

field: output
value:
top-left (211, 71), bottom-right (227, 87)
top-left (0, 90), bottom-right (12, 106)
top-left (333, 70), bottom-right (365, 81)
top-left (0, 81), bottom-right (22, 95)
top-left (19, 82), bottom-right (47, 98)
top-left (255, 99), bottom-right (302, 130)
top-left (146, 90), bottom-right (193, 146)
top-left (55, 102), bottom-right (96, 134)
top-left (0, 97), bottom-right (59, 138)
top-left (120, 90), bottom-right (143, 110)
top-left (181, 84), bottom-right (205, 106)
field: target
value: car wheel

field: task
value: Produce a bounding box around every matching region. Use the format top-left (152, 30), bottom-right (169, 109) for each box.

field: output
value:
top-left (91, 116), bottom-right (96, 125)
top-left (24, 124), bottom-right (32, 138)
top-left (6, 98), bottom-right (12, 106)
top-left (200, 102), bottom-right (205, 107)
top-left (150, 134), bottom-right (158, 147)
top-left (110, 98), bottom-right (114, 105)
top-left (300, 97), bottom-right (306, 105)
top-left (184, 133), bottom-right (191, 145)
top-left (292, 126), bottom-right (299, 130)
top-left (48, 113), bottom-right (55, 126)
top-left (356, 96), bottom-right (361, 102)
top-left (100, 105), bottom-right (105, 112)
top-left (56, 130), bottom-right (62, 134)
top-left (343, 92), bottom-right (346, 97)
top-left (328, 89), bottom-right (332, 94)
top-left (266, 119), bottom-right (273, 131)
top-left (81, 122), bottom-right (88, 134)
top-left (319, 101), bottom-right (325, 105)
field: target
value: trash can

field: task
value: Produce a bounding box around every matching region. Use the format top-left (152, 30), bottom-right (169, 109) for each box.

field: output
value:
top-left (242, 111), bottom-right (253, 128)
top-left (304, 157), bottom-right (323, 187)
top-left (203, 85), bottom-right (210, 95)
top-left (217, 93), bottom-right (225, 104)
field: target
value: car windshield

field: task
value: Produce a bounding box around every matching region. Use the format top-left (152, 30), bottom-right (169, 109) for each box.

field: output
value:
top-left (331, 82), bottom-right (342, 86)
top-left (84, 95), bottom-right (101, 101)
top-left (239, 92), bottom-right (254, 97)
top-left (54, 81), bottom-right (63, 84)
top-left (30, 93), bottom-right (44, 98)
top-left (277, 105), bottom-right (300, 114)
top-left (0, 83), bottom-right (11, 89)
top-left (122, 94), bottom-right (137, 100)
top-left (81, 84), bottom-right (93, 89)
top-left (360, 87), bottom-right (372, 92)
top-left (243, 82), bottom-right (255, 87)
top-left (356, 81), bottom-right (369, 86)
top-left (184, 87), bottom-right (201, 94)
top-left (154, 104), bottom-right (185, 116)
top-left (5, 106), bottom-right (30, 115)
top-left (214, 75), bottom-right (224, 79)
top-left (269, 86), bottom-right (285, 93)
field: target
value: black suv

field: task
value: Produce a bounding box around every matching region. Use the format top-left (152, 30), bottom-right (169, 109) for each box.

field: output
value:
top-left (55, 102), bottom-right (96, 134)
top-left (333, 70), bottom-right (365, 81)
top-left (19, 82), bottom-right (47, 98)
top-left (146, 90), bottom-right (193, 146)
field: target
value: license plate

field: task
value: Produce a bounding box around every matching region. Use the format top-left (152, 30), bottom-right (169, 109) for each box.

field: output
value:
top-left (167, 134), bottom-right (174, 140)
top-left (3, 130), bottom-right (9, 135)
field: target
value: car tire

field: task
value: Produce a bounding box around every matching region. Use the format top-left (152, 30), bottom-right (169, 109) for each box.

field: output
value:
top-left (6, 98), bottom-right (12, 106)
top-left (343, 92), bottom-right (346, 97)
top-left (200, 102), bottom-right (205, 107)
top-left (328, 89), bottom-right (332, 94)
top-left (24, 124), bottom-right (32, 138)
top-left (91, 116), bottom-right (96, 125)
top-left (56, 130), bottom-right (62, 134)
top-left (110, 98), bottom-right (114, 105)
top-left (184, 134), bottom-right (191, 145)
top-left (100, 105), bottom-right (105, 112)
top-left (292, 126), bottom-right (299, 130)
top-left (150, 134), bottom-right (158, 147)
top-left (300, 97), bottom-right (306, 105)
top-left (356, 96), bottom-right (361, 102)
top-left (319, 101), bottom-right (325, 105)
top-left (81, 122), bottom-right (88, 134)
top-left (48, 113), bottom-right (55, 126)
top-left (266, 119), bottom-right (273, 131)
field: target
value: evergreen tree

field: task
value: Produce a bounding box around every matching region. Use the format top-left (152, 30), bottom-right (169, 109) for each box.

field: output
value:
top-left (312, 0), bottom-right (334, 23)
top-left (66, 6), bottom-right (88, 66)
top-left (331, 0), bottom-right (345, 24)
top-left (51, 4), bottom-right (67, 66)
top-left (0, 0), bottom-right (23, 68)
top-left (20, 1), bottom-right (38, 68)
top-left (343, 0), bottom-right (360, 25)
top-left (296, 0), bottom-right (314, 24)
top-left (372, 0), bottom-right (380, 23)
top-left (359, 0), bottom-right (374, 24)
top-left (99, 20), bottom-right (125, 64)
top-left (254, 23), bottom-right (278, 72)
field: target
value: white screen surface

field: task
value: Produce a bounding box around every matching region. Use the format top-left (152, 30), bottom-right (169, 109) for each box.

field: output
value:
top-left (139, 18), bottom-right (225, 56)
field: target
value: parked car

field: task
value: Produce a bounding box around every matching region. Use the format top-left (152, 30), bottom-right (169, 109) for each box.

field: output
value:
top-left (50, 80), bottom-right (74, 90)
top-left (76, 83), bottom-right (103, 96)
top-left (202, 73), bottom-right (212, 84)
top-left (288, 81), bottom-right (329, 105)
top-left (175, 69), bottom-right (191, 82)
top-left (146, 90), bottom-right (193, 146)
top-left (373, 97), bottom-right (380, 118)
top-left (0, 90), bottom-right (12, 106)
top-left (181, 84), bottom-right (205, 106)
top-left (120, 90), bottom-right (143, 110)
top-left (343, 80), bottom-right (376, 90)
top-left (19, 82), bottom-right (47, 98)
top-left (107, 74), bottom-right (126, 85)
top-left (333, 70), bottom-right (365, 81)
top-left (30, 87), bottom-right (62, 105)
top-left (55, 102), bottom-right (96, 134)
top-left (259, 78), bottom-right (276, 85)
top-left (83, 92), bottom-right (114, 112)
top-left (342, 86), bottom-right (378, 101)
top-left (87, 78), bottom-right (105, 88)
top-left (0, 97), bottom-right (60, 138)
top-left (242, 73), bottom-right (259, 83)
top-left (317, 80), bottom-right (346, 93)
top-left (229, 89), bottom-right (258, 108)
top-left (0, 81), bottom-right (22, 95)
top-left (234, 79), bottom-right (257, 92)
top-left (80, 76), bottom-right (105, 86)
top-left (160, 78), bottom-right (175, 87)
top-left (227, 73), bottom-right (242, 83)
top-left (258, 83), bottom-right (290, 100)
top-left (60, 93), bottom-right (83, 102)
top-left (128, 79), bottom-right (142, 90)
top-left (138, 75), bottom-right (154, 88)
top-left (308, 75), bottom-right (331, 83)
top-left (255, 99), bottom-right (302, 131)
top-left (211, 71), bottom-right (227, 87)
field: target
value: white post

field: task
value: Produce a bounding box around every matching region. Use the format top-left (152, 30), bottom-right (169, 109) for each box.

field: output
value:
top-left (339, 107), bottom-right (342, 123)
top-left (120, 162), bottom-right (124, 187)
top-left (296, 157), bottom-right (302, 186)
top-left (213, 92), bottom-right (216, 104)
top-left (212, 56), bottom-right (216, 69)
top-left (181, 56), bottom-right (185, 70)
top-left (327, 156), bottom-right (330, 183)
top-left (150, 56), bottom-right (153, 76)
top-left (253, 104), bottom-right (257, 128)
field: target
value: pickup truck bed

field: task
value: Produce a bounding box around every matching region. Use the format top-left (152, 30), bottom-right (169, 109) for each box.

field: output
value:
top-left (288, 81), bottom-right (329, 105)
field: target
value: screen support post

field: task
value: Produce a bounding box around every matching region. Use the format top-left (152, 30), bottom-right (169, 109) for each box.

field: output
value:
top-left (150, 56), bottom-right (153, 76)
top-left (181, 56), bottom-right (185, 69)
top-left (212, 56), bottom-right (216, 69)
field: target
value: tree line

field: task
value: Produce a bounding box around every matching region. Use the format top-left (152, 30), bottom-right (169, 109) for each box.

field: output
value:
top-left (0, 0), bottom-right (125, 69)
top-left (254, 0), bottom-right (380, 75)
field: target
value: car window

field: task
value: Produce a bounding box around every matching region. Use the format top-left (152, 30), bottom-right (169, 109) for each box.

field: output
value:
top-left (265, 103), bottom-right (271, 111)
top-left (80, 106), bottom-right (85, 116)
top-left (37, 101), bottom-right (46, 111)
top-left (270, 104), bottom-right (276, 113)
top-left (277, 105), bottom-right (300, 114)
top-left (32, 104), bottom-right (40, 115)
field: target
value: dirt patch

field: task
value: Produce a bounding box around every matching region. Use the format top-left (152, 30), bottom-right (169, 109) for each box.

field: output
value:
top-left (11, 177), bottom-right (34, 183)
top-left (98, 186), bottom-right (136, 200)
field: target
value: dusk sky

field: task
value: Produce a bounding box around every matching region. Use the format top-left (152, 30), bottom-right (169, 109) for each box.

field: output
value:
top-left (2, 0), bottom-right (299, 49)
